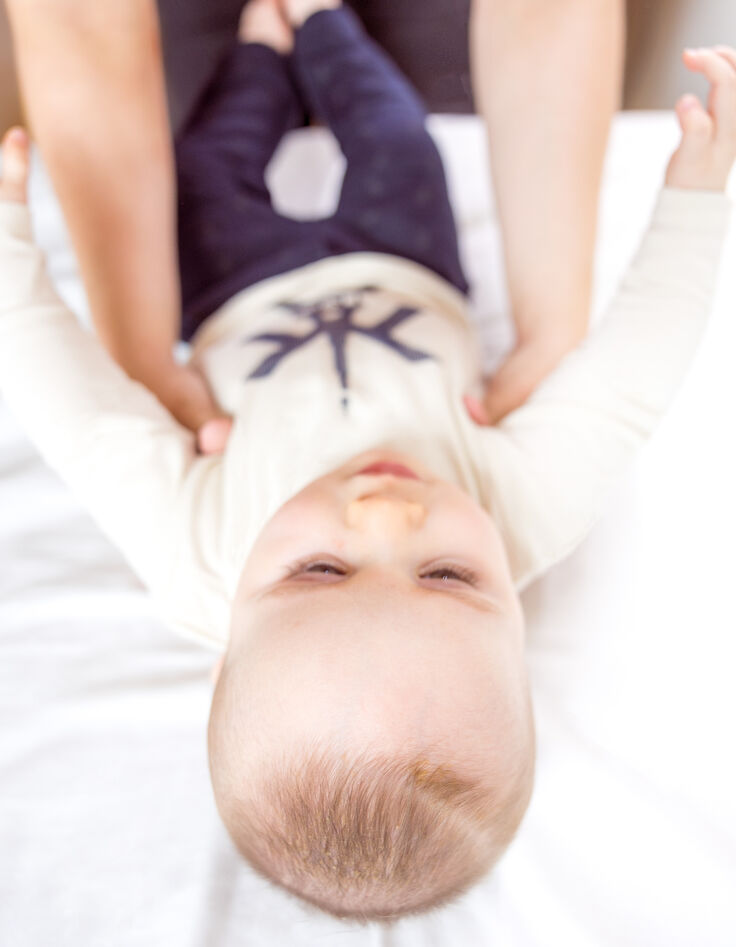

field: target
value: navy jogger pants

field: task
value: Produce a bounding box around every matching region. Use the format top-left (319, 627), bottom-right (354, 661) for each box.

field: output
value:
top-left (175, 4), bottom-right (469, 342)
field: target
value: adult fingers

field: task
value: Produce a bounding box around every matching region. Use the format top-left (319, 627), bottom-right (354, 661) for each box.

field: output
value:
top-left (465, 340), bottom-right (564, 427)
top-left (0, 127), bottom-right (30, 202)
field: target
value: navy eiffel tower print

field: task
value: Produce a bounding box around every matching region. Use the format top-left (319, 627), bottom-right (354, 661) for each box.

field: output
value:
top-left (240, 286), bottom-right (435, 410)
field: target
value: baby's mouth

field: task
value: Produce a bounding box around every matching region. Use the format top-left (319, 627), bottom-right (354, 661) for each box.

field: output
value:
top-left (355, 462), bottom-right (421, 480)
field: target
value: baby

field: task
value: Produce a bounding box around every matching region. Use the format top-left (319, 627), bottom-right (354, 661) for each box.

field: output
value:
top-left (0, 0), bottom-right (734, 924)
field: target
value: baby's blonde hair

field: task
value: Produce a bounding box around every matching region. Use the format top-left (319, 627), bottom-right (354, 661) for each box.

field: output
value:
top-left (208, 682), bottom-right (536, 923)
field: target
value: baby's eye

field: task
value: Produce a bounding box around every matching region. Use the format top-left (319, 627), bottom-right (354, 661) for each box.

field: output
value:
top-left (305, 562), bottom-right (344, 575)
top-left (421, 565), bottom-right (478, 585)
top-left (287, 559), bottom-right (346, 577)
top-left (285, 559), bottom-right (479, 585)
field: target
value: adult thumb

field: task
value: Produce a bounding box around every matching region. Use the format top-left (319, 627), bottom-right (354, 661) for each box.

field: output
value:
top-left (197, 416), bottom-right (233, 455)
top-left (157, 365), bottom-right (233, 454)
top-left (478, 345), bottom-right (544, 425)
top-left (1, 127), bottom-right (30, 202)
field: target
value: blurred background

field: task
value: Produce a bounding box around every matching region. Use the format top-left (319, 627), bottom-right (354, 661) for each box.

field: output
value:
top-left (1, 0), bottom-right (735, 132)
top-left (623, 0), bottom-right (736, 106)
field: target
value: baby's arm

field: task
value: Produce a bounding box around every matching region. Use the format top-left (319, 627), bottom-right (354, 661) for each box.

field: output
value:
top-left (479, 47), bottom-right (736, 589)
top-left (0, 129), bottom-right (206, 602)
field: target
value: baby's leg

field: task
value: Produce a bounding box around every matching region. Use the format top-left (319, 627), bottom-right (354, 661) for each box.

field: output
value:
top-left (176, 0), bottom-right (315, 340)
top-left (286, 2), bottom-right (470, 295)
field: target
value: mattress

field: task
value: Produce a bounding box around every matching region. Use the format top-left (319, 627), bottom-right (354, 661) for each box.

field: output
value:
top-left (1, 112), bottom-right (735, 946)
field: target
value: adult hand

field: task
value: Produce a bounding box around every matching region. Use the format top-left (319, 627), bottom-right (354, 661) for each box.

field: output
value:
top-left (463, 331), bottom-right (582, 427)
top-left (143, 361), bottom-right (233, 455)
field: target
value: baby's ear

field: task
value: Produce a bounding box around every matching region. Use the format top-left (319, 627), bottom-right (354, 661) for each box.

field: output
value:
top-left (0, 127), bottom-right (31, 204)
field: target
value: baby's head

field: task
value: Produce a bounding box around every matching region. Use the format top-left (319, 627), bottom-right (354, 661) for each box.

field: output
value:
top-left (208, 449), bottom-right (535, 922)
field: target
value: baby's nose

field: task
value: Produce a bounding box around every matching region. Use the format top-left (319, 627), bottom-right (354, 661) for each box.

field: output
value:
top-left (345, 494), bottom-right (426, 534)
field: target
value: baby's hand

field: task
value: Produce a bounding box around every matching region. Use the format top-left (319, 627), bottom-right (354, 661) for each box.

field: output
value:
top-left (0, 127), bottom-right (30, 203)
top-left (665, 46), bottom-right (736, 191)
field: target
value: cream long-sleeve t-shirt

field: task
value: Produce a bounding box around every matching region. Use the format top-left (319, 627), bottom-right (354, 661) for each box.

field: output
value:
top-left (0, 188), bottom-right (731, 651)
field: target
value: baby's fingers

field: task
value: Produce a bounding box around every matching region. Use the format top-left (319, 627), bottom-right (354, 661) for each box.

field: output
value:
top-left (682, 47), bottom-right (736, 144)
top-left (0, 127), bottom-right (30, 203)
top-left (674, 93), bottom-right (713, 143)
top-left (713, 45), bottom-right (736, 72)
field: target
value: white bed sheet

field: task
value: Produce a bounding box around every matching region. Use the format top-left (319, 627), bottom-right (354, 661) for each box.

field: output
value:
top-left (1, 113), bottom-right (735, 946)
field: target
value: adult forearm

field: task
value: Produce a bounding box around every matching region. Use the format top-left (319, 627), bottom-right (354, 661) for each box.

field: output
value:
top-left (470, 0), bottom-right (625, 347)
top-left (6, 0), bottom-right (180, 379)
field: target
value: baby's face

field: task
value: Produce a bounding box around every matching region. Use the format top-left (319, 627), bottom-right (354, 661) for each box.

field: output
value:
top-left (218, 448), bottom-right (530, 777)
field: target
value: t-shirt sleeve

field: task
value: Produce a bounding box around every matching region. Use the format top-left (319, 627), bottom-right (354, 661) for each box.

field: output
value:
top-left (479, 186), bottom-right (733, 591)
top-left (0, 201), bottom-right (205, 601)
